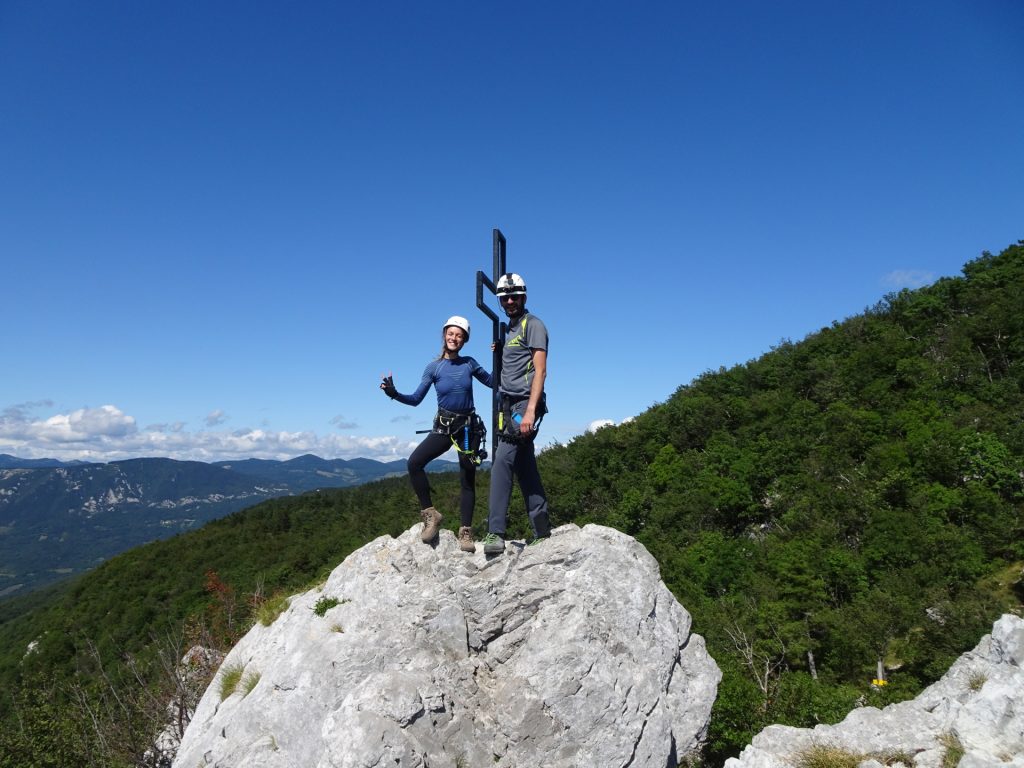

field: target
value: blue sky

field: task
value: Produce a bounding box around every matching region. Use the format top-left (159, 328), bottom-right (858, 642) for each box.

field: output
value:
top-left (1, 1), bottom-right (1021, 463)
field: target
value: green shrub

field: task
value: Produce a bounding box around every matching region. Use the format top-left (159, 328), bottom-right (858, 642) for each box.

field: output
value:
top-left (313, 596), bottom-right (341, 617)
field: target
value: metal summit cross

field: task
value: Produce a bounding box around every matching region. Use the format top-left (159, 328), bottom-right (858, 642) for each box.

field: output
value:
top-left (476, 228), bottom-right (508, 460)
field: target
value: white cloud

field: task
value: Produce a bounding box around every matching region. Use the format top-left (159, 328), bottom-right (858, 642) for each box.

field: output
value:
top-left (330, 414), bottom-right (359, 430)
top-left (3, 400), bottom-right (54, 421)
top-left (882, 270), bottom-right (935, 289)
top-left (0, 402), bottom-right (416, 463)
top-left (582, 416), bottom-right (634, 435)
top-left (33, 405), bottom-right (137, 442)
top-left (145, 421), bottom-right (186, 433)
top-left (205, 409), bottom-right (228, 427)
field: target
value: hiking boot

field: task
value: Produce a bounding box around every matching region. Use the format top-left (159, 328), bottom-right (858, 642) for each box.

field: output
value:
top-left (528, 534), bottom-right (550, 546)
top-left (420, 507), bottom-right (442, 542)
top-left (482, 533), bottom-right (505, 555)
top-left (458, 526), bottom-right (476, 553)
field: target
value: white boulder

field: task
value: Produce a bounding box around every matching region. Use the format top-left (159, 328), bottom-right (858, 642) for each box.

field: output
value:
top-left (173, 523), bottom-right (721, 768)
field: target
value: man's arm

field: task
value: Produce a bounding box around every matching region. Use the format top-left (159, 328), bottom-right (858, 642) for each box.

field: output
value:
top-left (520, 348), bottom-right (547, 434)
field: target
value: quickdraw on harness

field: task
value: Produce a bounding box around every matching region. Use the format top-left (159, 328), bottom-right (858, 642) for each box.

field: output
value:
top-left (425, 407), bottom-right (488, 465)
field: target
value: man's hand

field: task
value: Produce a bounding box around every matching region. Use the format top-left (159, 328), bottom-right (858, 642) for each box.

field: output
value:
top-left (519, 407), bottom-right (536, 434)
top-left (380, 373), bottom-right (397, 399)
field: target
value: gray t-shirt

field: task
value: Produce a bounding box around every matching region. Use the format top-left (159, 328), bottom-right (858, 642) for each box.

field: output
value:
top-left (500, 312), bottom-right (548, 397)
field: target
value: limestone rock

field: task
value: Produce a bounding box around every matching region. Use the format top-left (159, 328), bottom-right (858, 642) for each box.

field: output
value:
top-left (173, 523), bottom-right (721, 767)
top-left (725, 614), bottom-right (1024, 768)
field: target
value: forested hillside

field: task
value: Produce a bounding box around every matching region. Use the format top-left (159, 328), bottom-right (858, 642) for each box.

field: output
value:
top-left (1, 243), bottom-right (1021, 767)
top-left (539, 242), bottom-right (1024, 758)
top-left (0, 454), bottom-right (430, 598)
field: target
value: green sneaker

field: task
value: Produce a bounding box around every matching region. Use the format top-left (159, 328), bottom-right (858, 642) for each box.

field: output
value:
top-left (482, 533), bottom-right (505, 554)
top-left (528, 534), bottom-right (550, 546)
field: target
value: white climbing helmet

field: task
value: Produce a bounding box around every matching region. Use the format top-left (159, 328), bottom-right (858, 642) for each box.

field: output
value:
top-left (495, 273), bottom-right (527, 297)
top-left (443, 315), bottom-right (471, 340)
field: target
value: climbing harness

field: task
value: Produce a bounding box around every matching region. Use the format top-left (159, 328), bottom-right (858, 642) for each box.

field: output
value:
top-left (497, 393), bottom-right (547, 444)
top-left (419, 407), bottom-right (489, 465)
top-left (451, 411), bottom-right (488, 465)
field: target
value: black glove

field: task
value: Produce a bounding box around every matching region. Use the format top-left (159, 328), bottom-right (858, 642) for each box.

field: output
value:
top-left (380, 375), bottom-right (398, 399)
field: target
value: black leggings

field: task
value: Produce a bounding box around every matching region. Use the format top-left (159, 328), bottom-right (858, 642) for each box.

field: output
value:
top-left (407, 432), bottom-right (477, 527)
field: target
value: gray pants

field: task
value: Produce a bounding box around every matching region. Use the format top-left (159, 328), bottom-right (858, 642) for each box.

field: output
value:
top-left (487, 436), bottom-right (551, 538)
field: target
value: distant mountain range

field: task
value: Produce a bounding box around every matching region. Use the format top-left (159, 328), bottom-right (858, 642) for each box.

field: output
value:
top-left (0, 454), bottom-right (91, 469)
top-left (0, 453), bottom-right (453, 599)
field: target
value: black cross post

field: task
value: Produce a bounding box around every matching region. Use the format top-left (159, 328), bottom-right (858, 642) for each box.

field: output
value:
top-left (476, 229), bottom-right (507, 460)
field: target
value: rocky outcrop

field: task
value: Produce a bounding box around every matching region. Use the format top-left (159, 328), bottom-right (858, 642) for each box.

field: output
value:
top-left (173, 524), bottom-right (721, 767)
top-left (726, 614), bottom-right (1024, 768)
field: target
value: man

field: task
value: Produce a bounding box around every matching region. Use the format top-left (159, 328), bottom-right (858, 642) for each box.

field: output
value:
top-left (482, 272), bottom-right (552, 555)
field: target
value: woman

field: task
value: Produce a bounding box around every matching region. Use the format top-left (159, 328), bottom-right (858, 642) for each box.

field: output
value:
top-left (380, 315), bottom-right (492, 552)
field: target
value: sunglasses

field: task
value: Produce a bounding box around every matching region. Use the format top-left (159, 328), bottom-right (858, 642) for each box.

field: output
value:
top-left (499, 294), bottom-right (523, 303)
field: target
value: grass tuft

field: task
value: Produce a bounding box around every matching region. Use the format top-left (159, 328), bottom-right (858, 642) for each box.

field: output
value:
top-left (878, 749), bottom-right (916, 766)
top-left (242, 670), bottom-right (261, 697)
top-left (794, 745), bottom-right (863, 768)
top-left (938, 733), bottom-right (964, 768)
top-left (967, 670), bottom-right (987, 692)
top-left (256, 594), bottom-right (290, 627)
top-left (218, 662), bottom-right (245, 700)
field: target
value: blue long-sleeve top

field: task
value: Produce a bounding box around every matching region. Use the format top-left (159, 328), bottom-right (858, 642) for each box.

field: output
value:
top-left (392, 356), bottom-right (493, 414)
